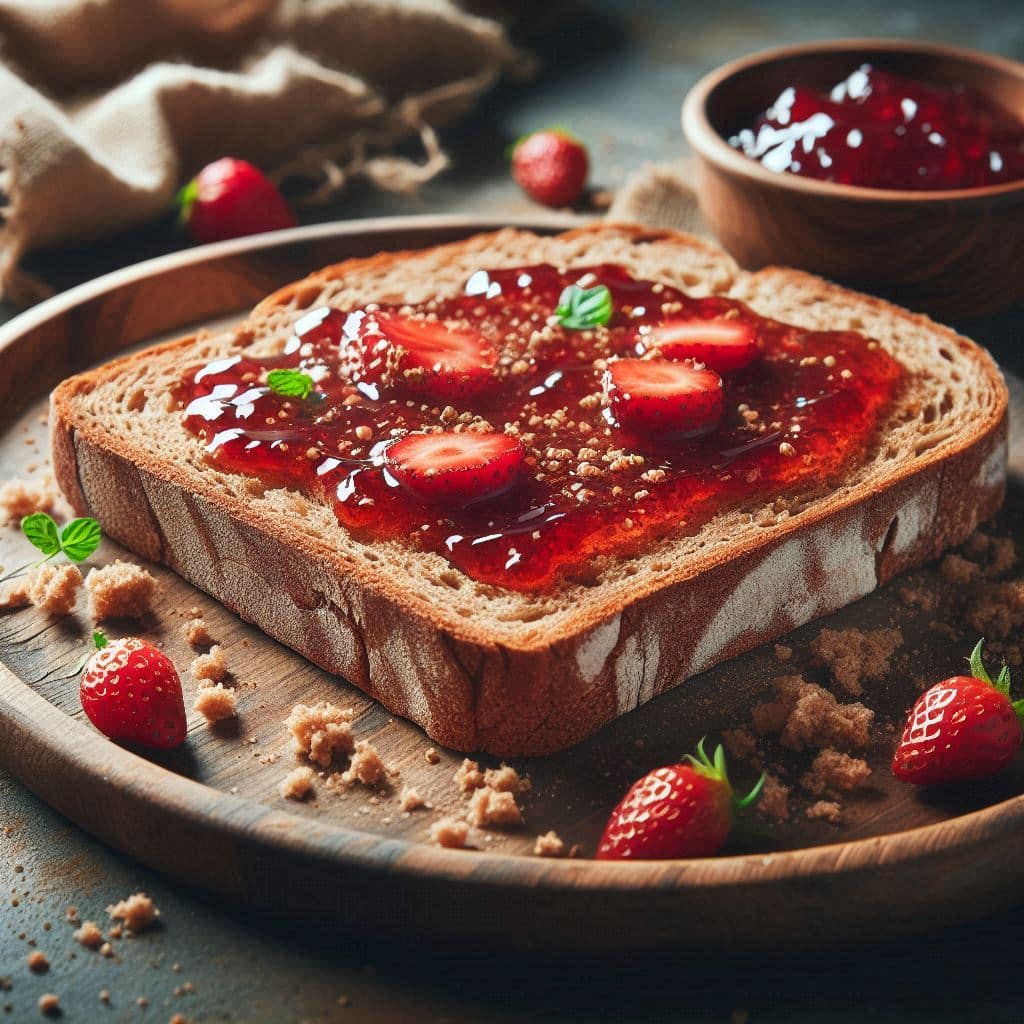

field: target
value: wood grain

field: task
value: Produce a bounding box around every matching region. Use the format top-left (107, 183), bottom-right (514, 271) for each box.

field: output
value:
top-left (3, 217), bottom-right (1024, 951)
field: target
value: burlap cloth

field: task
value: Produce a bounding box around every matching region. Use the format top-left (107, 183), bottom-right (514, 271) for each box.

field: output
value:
top-left (0, 0), bottom-right (522, 304)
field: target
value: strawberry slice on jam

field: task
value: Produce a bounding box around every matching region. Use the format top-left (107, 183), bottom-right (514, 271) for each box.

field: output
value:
top-left (355, 312), bottom-right (497, 399)
top-left (645, 318), bottom-right (758, 373)
top-left (604, 358), bottom-right (723, 440)
top-left (385, 431), bottom-right (525, 506)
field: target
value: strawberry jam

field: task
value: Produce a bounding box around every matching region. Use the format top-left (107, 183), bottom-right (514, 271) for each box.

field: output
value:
top-left (177, 264), bottom-right (903, 591)
top-left (730, 64), bottom-right (1024, 190)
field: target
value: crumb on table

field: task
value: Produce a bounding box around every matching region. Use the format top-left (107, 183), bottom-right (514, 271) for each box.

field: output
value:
top-left (455, 758), bottom-right (484, 792)
top-left (752, 676), bottom-right (874, 752)
top-left (468, 786), bottom-right (522, 829)
top-left (285, 701), bottom-right (355, 767)
top-left (0, 579), bottom-right (31, 611)
top-left (184, 617), bottom-right (214, 647)
top-left (757, 774), bottom-right (791, 823)
top-left (533, 830), bottom-right (567, 857)
top-left (806, 800), bottom-right (842, 824)
top-left (28, 563), bottom-right (82, 616)
top-left (190, 644), bottom-right (227, 684)
top-left (106, 893), bottom-right (159, 933)
top-left (0, 478), bottom-right (53, 522)
top-left (37, 993), bottom-right (60, 1017)
top-left (424, 747), bottom-right (441, 765)
top-left (342, 740), bottom-right (390, 787)
top-left (801, 749), bottom-right (871, 796)
top-left (86, 560), bottom-right (157, 620)
top-left (722, 727), bottom-right (758, 762)
top-left (192, 682), bottom-right (237, 723)
top-left (483, 763), bottom-right (531, 794)
top-left (72, 921), bottom-right (104, 950)
top-left (810, 626), bottom-right (902, 696)
top-left (430, 817), bottom-right (470, 849)
top-left (398, 787), bottom-right (428, 812)
top-left (280, 766), bottom-right (315, 801)
top-left (27, 950), bottom-right (49, 973)
top-left (940, 553), bottom-right (981, 585)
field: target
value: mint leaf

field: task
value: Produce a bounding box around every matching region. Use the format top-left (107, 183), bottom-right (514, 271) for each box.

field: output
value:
top-left (60, 518), bottom-right (102, 563)
top-left (267, 368), bottom-right (314, 400)
top-left (21, 512), bottom-right (60, 557)
top-left (555, 284), bottom-right (612, 330)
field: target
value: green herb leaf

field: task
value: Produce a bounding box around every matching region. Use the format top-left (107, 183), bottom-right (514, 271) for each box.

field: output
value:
top-left (555, 284), bottom-right (612, 330)
top-left (21, 512), bottom-right (60, 557)
top-left (267, 368), bottom-right (314, 400)
top-left (60, 518), bottom-right (102, 563)
top-left (92, 630), bottom-right (108, 651)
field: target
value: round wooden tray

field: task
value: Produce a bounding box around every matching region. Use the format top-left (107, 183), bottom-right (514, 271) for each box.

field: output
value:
top-left (3, 216), bottom-right (1024, 952)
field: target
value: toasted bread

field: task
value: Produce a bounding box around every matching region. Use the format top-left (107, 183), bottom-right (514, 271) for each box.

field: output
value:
top-left (50, 225), bottom-right (1007, 754)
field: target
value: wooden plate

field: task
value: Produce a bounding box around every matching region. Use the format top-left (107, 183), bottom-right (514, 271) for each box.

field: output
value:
top-left (3, 216), bottom-right (1024, 952)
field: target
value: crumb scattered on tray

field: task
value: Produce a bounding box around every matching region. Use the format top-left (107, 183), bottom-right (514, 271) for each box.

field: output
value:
top-left (940, 553), bottom-right (981, 585)
top-left (752, 676), bottom-right (874, 752)
top-left (341, 741), bottom-right (390, 787)
top-left (28, 563), bottom-right (82, 616)
top-left (72, 921), bottom-right (104, 950)
top-left (398, 787), bottom-right (428, 812)
top-left (37, 993), bottom-right (60, 1017)
top-left (801, 749), bottom-right (871, 796)
top-left (424, 747), bottom-right (441, 765)
top-left (722, 726), bottom-right (758, 762)
top-left (285, 701), bottom-right (354, 767)
top-left (106, 893), bottom-right (159, 933)
top-left (468, 786), bottom-right (522, 829)
top-left (806, 800), bottom-right (842, 824)
top-left (774, 644), bottom-right (792, 662)
top-left (0, 478), bottom-right (53, 522)
top-left (280, 766), bottom-right (315, 801)
top-left (533, 831), bottom-right (567, 857)
top-left (190, 644), bottom-right (227, 684)
top-left (0, 578), bottom-right (31, 611)
top-left (192, 682), bottom-right (237, 723)
top-left (430, 817), bottom-right (470, 849)
top-left (184, 618), bottom-right (213, 647)
top-left (27, 951), bottom-right (48, 973)
top-left (810, 626), bottom-right (902, 696)
top-left (455, 758), bottom-right (484, 792)
top-left (483, 763), bottom-right (531, 794)
top-left (757, 774), bottom-right (791, 822)
top-left (86, 560), bottom-right (157, 620)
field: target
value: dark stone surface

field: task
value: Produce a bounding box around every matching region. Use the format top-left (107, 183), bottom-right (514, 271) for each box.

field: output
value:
top-left (3, 2), bottom-right (1024, 1019)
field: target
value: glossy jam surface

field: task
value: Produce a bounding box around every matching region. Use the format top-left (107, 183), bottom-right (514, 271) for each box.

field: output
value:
top-left (730, 64), bottom-right (1024, 190)
top-left (177, 264), bottom-right (904, 591)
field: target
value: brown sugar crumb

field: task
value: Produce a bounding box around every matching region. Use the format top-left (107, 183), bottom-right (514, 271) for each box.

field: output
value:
top-left (28, 564), bottom-right (82, 616)
top-left (940, 553), bottom-right (981, 585)
top-left (430, 817), bottom-right (471, 849)
top-left (184, 618), bottom-right (213, 647)
top-left (806, 800), bottom-right (842, 824)
top-left (424, 747), bottom-right (441, 765)
top-left (27, 951), bottom-right (49, 973)
top-left (280, 766), bottom-right (315, 800)
top-left (533, 830), bottom-right (567, 857)
top-left (341, 741), bottom-right (390, 787)
top-left (106, 893), bottom-right (159, 934)
top-left (722, 727), bottom-right (758, 762)
top-left (190, 645), bottom-right (227, 684)
top-left (757, 775), bottom-right (791, 822)
top-left (468, 786), bottom-right (522, 829)
top-left (752, 676), bottom-right (874, 752)
top-left (986, 537), bottom-right (1017, 576)
top-left (483, 763), bottom-right (531, 794)
top-left (810, 626), bottom-right (902, 696)
top-left (64, 907), bottom-right (78, 924)
top-left (72, 921), bottom-right (104, 950)
top-left (192, 683), bottom-right (237, 723)
top-left (0, 479), bottom-right (53, 522)
top-left (774, 644), bottom-right (793, 662)
top-left (454, 758), bottom-right (485, 792)
top-left (285, 702), bottom-right (355, 767)
top-left (801, 749), bottom-right (872, 796)
top-left (965, 581), bottom-right (1024, 638)
top-left (398, 787), bottom-right (428, 812)
top-left (86, 560), bottom-right (157, 620)
top-left (37, 993), bottom-right (60, 1017)
top-left (898, 586), bottom-right (938, 612)
top-left (0, 579), bottom-right (31, 611)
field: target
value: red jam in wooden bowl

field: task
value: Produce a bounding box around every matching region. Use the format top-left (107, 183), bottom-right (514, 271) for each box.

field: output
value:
top-left (177, 264), bottom-right (903, 592)
top-left (729, 64), bottom-right (1024, 191)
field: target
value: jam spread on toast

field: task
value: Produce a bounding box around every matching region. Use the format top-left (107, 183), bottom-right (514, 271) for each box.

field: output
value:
top-left (730, 65), bottom-right (1024, 191)
top-left (177, 263), bottom-right (903, 591)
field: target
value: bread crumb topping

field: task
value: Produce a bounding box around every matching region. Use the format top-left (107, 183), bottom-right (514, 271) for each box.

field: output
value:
top-left (86, 560), bottom-right (157, 620)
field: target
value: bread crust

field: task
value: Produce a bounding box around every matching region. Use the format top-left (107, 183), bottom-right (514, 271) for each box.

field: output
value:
top-left (50, 225), bottom-right (1008, 755)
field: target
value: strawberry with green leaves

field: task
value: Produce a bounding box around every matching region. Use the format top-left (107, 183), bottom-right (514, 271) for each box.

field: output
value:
top-left (511, 129), bottom-right (589, 208)
top-left (597, 740), bottom-right (764, 860)
top-left (893, 640), bottom-right (1024, 786)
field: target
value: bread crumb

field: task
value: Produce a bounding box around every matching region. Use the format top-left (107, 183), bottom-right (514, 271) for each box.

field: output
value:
top-left (986, 537), bottom-right (1017, 576)
top-left (468, 786), bottom-right (522, 828)
top-left (398, 787), bottom-right (427, 812)
top-left (810, 627), bottom-right (902, 695)
top-left (27, 951), bottom-right (48, 973)
top-left (806, 800), bottom-right (842, 824)
top-left (72, 921), bottom-right (104, 950)
top-left (483, 763), bottom-right (530, 793)
top-left (106, 893), bottom-right (159, 933)
top-left (801, 749), bottom-right (871, 796)
top-left (190, 645), bottom-right (227, 684)
top-left (940, 553), bottom-right (981, 585)
top-left (64, 907), bottom-right (78, 924)
top-left (424, 747), bottom-right (441, 765)
top-left (285, 702), bottom-right (355, 767)
top-left (0, 478), bottom-right (53, 522)
top-left (967, 580), bottom-right (1024, 638)
top-left (99, 942), bottom-right (113, 957)
top-left (28, 564), bottom-right (82, 616)
top-left (37, 993), bottom-right (60, 1016)
top-left (455, 758), bottom-right (484, 792)
top-left (0, 578), bottom-right (31, 611)
top-left (757, 775), bottom-right (790, 822)
top-left (898, 586), bottom-right (938, 612)
top-left (774, 644), bottom-right (792, 662)
top-left (184, 618), bottom-right (213, 647)
top-left (86, 560), bottom-right (157, 620)
top-left (752, 676), bottom-right (873, 751)
top-left (342, 741), bottom-right (390, 787)
top-left (99, 990), bottom-right (110, 1003)
top-left (533, 830), bottom-right (567, 857)
top-left (722, 727), bottom-right (758, 762)
top-left (192, 683), bottom-right (237, 723)
top-left (280, 766), bottom-right (315, 801)
top-left (430, 817), bottom-right (470, 849)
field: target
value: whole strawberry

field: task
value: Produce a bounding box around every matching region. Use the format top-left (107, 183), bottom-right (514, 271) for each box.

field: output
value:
top-left (512, 129), bottom-right (588, 208)
top-left (596, 741), bottom-right (763, 860)
top-left (178, 158), bottom-right (296, 244)
top-left (80, 632), bottom-right (187, 750)
top-left (893, 640), bottom-right (1024, 786)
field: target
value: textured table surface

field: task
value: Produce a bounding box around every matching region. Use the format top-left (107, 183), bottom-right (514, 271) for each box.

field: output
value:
top-left (4, 1), bottom-right (1024, 1020)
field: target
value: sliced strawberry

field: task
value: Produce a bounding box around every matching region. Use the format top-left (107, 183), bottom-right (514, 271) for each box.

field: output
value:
top-left (293, 306), bottom-right (346, 347)
top-left (385, 431), bottom-right (524, 506)
top-left (604, 358), bottom-right (723, 439)
top-left (355, 312), bottom-right (497, 399)
top-left (645, 318), bottom-right (758, 373)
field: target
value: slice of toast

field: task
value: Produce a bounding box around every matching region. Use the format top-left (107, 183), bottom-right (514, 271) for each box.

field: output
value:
top-left (50, 225), bottom-right (1008, 755)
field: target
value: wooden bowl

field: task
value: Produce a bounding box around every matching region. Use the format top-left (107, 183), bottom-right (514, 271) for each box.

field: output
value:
top-left (681, 39), bottom-right (1024, 320)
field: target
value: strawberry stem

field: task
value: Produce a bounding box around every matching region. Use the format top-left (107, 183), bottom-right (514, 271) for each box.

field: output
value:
top-left (969, 638), bottom-right (1012, 696)
top-left (175, 179), bottom-right (198, 226)
top-left (92, 630), bottom-right (108, 650)
top-left (737, 772), bottom-right (766, 810)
